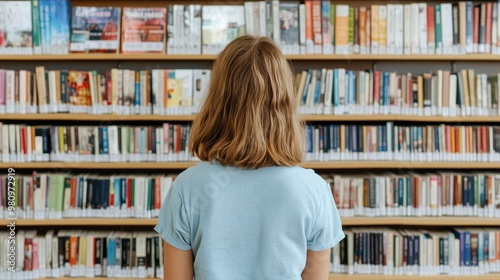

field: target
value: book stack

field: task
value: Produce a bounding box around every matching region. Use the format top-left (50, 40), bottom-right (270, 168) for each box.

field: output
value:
top-left (296, 68), bottom-right (500, 116)
top-left (331, 228), bottom-right (500, 276)
top-left (306, 123), bottom-right (500, 162)
top-left (0, 123), bottom-right (195, 163)
top-left (0, 67), bottom-right (211, 115)
top-left (325, 173), bottom-right (500, 218)
top-left (0, 230), bottom-right (164, 279)
top-left (0, 173), bottom-right (176, 220)
top-left (4, 1), bottom-right (500, 55)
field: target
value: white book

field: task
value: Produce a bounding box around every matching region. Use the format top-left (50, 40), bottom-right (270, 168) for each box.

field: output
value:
top-left (410, 4), bottom-right (420, 54)
top-left (5, 70), bottom-right (15, 114)
top-left (395, 4), bottom-right (404, 54)
top-left (403, 4), bottom-right (412, 54)
top-left (418, 3), bottom-right (428, 54)
top-left (244, 2), bottom-right (255, 35)
top-left (378, 5), bottom-right (387, 54)
top-left (259, 1), bottom-right (267, 37)
top-left (108, 126), bottom-right (119, 157)
top-left (387, 5), bottom-right (395, 54)
top-left (192, 69), bottom-right (211, 112)
top-left (19, 70), bottom-right (27, 114)
top-left (272, 0), bottom-right (280, 47)
top-left (493, 3), bottom-right (498, 54)
top-left (441, 4), bottom-right (454, 54)
top-left (437, 70), bottom-right (443, 112)
top-left (48, 71), bottom-right (58, 113)
top-left (191, 5), bottom-right (202, 54)
top-left (449, 74), bottom-right (457, 110)
top-left (324, 69), bottom-right (333, 112)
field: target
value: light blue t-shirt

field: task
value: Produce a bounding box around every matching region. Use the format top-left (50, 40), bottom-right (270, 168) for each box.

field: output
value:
top-left (155, 161), bottom-right (344, 280)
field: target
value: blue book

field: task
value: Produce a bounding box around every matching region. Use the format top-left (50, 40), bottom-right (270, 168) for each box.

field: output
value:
top-left (114, 178), bottom-right (120, 208)
top-left (383, 72), bottom-right (389, 106)
top-left (108, 238), bottom-right (116, 266)
top-left (406, 176), bottom-right (411, 207)
top-left (314, 71), bottom-right (321, 105)
top-left (102, 127), bottom-right (109, 155)
top-left (465, 2), bottom-right (473, 51)
top-left (302, 69), bottom-right (312, 105)
top-left (306, 125), bottom-right (313, 153)
top-left (349, 71), bottom-right (356, 106)
top-left (333, 69), bottom-right (339, 108)
top-left (121, 178), bottom-right (127, 207)
top-left (134, 73), bottom-right (141, 107)
top-left (398, 177), bottom-right (404, 207)
top-left (464, 231), bottom-right (471, 266)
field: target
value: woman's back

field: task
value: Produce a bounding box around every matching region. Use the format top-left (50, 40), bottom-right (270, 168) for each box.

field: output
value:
top-left (156, 162), bottom-right (344, 280)
top-left (155, 35), bottom-right (344, 280)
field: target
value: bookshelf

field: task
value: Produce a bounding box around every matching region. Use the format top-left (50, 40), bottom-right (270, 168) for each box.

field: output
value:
top-left (2, 0), bottom-right (500, 278)
top-left (30, 276), bottom-right (500, 280)
top-left (5, 217), bottom-right (500, 227)
top-left (5, 113), bottom-right (500, 122)
top-left (4, 54), bottom-right (500, 61)
top-left (7, 161), bottom-right (500, 170)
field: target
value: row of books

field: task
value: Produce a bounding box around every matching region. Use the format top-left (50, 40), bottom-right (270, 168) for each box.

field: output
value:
top-left (325, 173), bottom-right (500, 218)
top-left (0, 174), bottom-right (175, 220)
top-left (0, 123), bottom-right (195, 163)
top-left (305, 123), bottom-right (500, 162)
top-left (3, 1), bottom-right (500, 55)
top-left (3, 171), bottom-right (500, 220)
top-left (0, 67), bottom-right (211, 115)
top-left (4, 122), bottom-right (500, 163)
top-left (296, 68), bottom-right (500, 116)
top-left (330, 228), bottom-right (500, 276)
top-left (3, 66), bottom-right (500, 117)
top-left (0, 230), bottom-right (164, 279)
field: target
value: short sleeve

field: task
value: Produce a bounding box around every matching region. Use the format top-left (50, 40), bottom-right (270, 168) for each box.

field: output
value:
top-left (154, 185), bottom-right (192, 250)
top-left (307, 182), bottom-right (345, 251)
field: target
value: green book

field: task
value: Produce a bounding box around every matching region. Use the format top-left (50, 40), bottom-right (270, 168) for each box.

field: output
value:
top-left (330, 4), bottom-right (335, 45)
top-left (348, 7), bottom-right (354, 46)
top-left (435, 5), bottom-right (442, 50)
top-left (31, 0), bottom-right (42, 54)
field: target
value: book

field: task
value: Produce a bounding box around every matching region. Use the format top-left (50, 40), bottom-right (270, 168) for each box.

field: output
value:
top-left (121, 7), bottom-right (167, 53)
top-left (70, 7), bottom-right (121, 53)
top-left (201, 5), bottom-right (245, 54)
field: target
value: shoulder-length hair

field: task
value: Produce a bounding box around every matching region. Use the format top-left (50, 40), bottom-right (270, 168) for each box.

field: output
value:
top-left (189, 35), bottom-right (306, 168)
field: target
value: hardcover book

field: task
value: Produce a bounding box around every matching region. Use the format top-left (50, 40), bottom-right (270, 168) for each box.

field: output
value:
top-left (121, 7), bottom-right (167, 53)
top-left (202, 5), bottom-right (245, 54)
top-left (1, 1), bottom-right (33, 54)
top-left (70, 7), bottom-right (121, 53)
top-left (67, 71), bottom-right (92, 107)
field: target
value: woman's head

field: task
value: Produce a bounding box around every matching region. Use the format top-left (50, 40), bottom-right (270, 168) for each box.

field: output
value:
top-left (189, 35), bottom-right (305, 168)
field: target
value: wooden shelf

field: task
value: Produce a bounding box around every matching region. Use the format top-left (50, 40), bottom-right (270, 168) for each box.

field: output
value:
top-left (328, 275), bottom-right (500, 280)
top-left (3, 113), bottom-right (500, 122)
top-left (4, 161), bottom-right (500, 170)
top-left (7, 217), bottom-right (500, 227)
top-left (2, 53), bottom-right (500, 61)
top-left (3, 161), bottom-right (500, 170)
top-left (32, 276), bottom-right (500, 280)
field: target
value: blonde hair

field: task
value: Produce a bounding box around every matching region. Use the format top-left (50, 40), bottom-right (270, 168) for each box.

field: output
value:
top-left (189, 35), bottom-right (305, 169)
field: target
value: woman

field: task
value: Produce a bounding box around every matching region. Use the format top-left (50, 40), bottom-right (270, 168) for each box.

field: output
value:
top-left (155, 35), bottom-right (344, 280)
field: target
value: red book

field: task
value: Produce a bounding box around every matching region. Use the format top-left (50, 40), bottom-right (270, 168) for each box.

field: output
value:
top-left (482, 126), bottom-right (488, 154)
top-left (473, 6), bottom-right (480, 46)
top-left (373, 71), bottom-right (381, 105)
top-left (70, 178), bottom-right (76, 209)
top-left (21, 126), bottom-right (27, 155)
top-left (312, 1), bottom-right (322, 50)
top-left (153, 177), bottom-right (160, 210)
top-left (106, 71), bottom-right (112, 106)
top-left (305, 1), bottom-right (313, 49)
top-left (427, 6), bottom-right (436, 47)
top-left (486, 3), bottom-right (493, 48)
top-left (127, 178), bottom-right (132, 208)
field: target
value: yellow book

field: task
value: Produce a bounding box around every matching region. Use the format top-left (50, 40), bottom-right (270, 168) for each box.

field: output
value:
top-left (335, 5), bottom-right (349, 51)
top-left (371, 5), bottom-right (379, 52)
